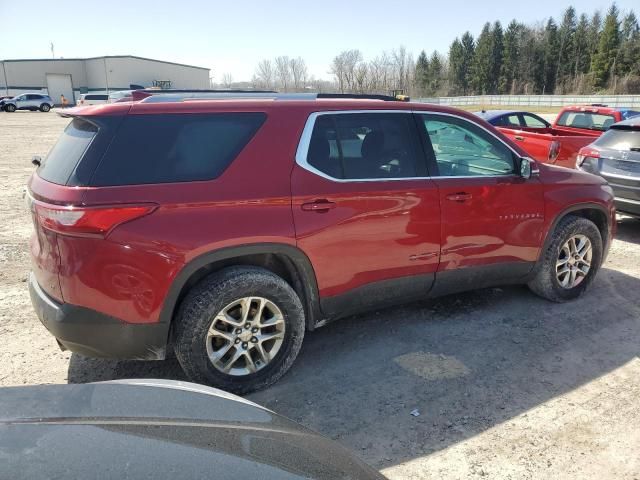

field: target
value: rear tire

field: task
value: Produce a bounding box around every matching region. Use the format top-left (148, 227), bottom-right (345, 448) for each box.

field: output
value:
top-left (40, 104), bottom-right (51, 112)
top-left (173, 266), bottom-right (305, 394)
top-left (528, 215), bottom-right (603, 302)
top-left (5, 104), bottom-right (15, 112)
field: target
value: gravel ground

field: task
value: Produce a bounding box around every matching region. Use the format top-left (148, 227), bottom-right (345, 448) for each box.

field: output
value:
top-left (1, 111), bottom-right (639, 479)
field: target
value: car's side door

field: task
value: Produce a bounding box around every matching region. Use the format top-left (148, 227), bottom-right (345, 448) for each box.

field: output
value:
top-left (416, 112), bottom-right (546, 295)
top-left (26, 94), bottom-right (42, 108)
top-left (291, 111), bottom-right (441, 317)
top-left (14, 95), bottom-right (27, 109)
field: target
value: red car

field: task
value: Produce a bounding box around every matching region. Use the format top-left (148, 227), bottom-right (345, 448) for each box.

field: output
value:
top-left (478, 105), bottom-right (640, 169)
top-left (28, 92), bottom-right (616, 393)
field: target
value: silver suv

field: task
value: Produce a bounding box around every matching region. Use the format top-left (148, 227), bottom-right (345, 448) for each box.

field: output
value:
top-left (2, 93), bottom-right (54, 112)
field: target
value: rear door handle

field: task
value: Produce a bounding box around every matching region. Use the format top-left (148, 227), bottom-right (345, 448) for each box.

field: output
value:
top-left (445, 192), bottom-right (473, 202)
top-left (301, 200), bottom-right (337, 212)
top-left (514, 135), bottom-right (525, 141)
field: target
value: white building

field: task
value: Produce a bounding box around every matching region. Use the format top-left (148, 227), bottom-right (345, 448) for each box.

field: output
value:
top-left (0, 55), bottom-right (210, 105)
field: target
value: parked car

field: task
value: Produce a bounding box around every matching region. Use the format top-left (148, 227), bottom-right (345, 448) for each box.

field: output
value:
top-left (477, 105), bottom-right (640, 169)
top-left (577, 117), bottom-right (640, 217)
top-left (0, 379), bottom-right (385, 479)
top-left (77, 93), bottom-right (109, 105)
top-left (108, 89), bottom-right (134, 102)
top-left (3, 93), bottom-right (54, 112)
top-left (27, 92), bottom-right (615, 393)
top-left (476, 110), bottom-right (551, 129)
top-left (0, 95), bottom-right (12, 110)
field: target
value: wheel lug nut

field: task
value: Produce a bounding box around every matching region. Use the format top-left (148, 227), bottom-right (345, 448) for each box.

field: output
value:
top-left (252, 327), bottom-right (258, 333)
top-left (251, 337), bottom-right (258, 343)
top-left (235, 338), bottom-right (240, 344)
top-left (235, 328), bottom-right (242, 334)
top-left (245, 323), bottom-right (251, 329)
top-left (242, 342), bottom-right (248, 349)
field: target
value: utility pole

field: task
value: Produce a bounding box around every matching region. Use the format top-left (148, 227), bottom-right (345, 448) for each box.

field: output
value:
top-left (50, 42), bottom-right (55, 59)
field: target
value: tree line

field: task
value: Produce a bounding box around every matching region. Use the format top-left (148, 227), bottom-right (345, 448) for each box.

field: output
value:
top-left (238, 3), bottom-right (640, 96)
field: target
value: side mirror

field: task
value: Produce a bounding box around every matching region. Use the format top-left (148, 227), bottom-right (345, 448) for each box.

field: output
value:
top-left (520, 157), bottom-right (538, 179)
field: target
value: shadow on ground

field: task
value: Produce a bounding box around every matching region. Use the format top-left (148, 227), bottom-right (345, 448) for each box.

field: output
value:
top-left (616, 215), bottom-right (640, 244)
top-left (68, 267), bottom-right (640, 469)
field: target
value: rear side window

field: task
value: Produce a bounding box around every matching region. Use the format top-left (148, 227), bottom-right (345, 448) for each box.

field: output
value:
top-left (595, 129), bottom-right (640, 150)
top-left (91, 113), bottom-right (266, 186)
top-left (556, 111), bottom-right (616, 131)
top-left (306, 113), bottom-right (420, 180)
top-left (38, 118), bottom-right (98, 185)
top-left (85, 94), bottom-right (108, 100)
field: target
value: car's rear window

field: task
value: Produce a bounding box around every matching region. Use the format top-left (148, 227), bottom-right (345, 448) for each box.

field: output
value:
top-left (556, 111), bottom-right (616, 131)
top-left (90, 113), bottom-right (266, 186)
top-left (85, 94), bottom-right (108, 100)
top-left (38, 118), bottom-right (98, 185)
top-left (595, 129), bottom-right (640, 150)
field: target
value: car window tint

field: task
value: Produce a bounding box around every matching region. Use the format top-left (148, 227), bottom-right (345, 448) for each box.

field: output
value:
top-left (556, 111), bottom-right (616, 131)
top-left (522, 114), bottom-right (547, 128)
top-left (421, 114), bottom-right (515, 177)
top-left (91, 113), bottom-right (265, 186)
top-left (306, 113), bottom-right (419, 179)
top-left (86, 95), bottom-right (108, 100)
top-left (502, 114), bottom-right (521, 127)
top-left (38, 118), bottom-right (98, 185)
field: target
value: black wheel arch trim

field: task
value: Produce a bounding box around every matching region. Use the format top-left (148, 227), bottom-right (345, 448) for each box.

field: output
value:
top-left (159, 242), bottom-right (323, 330)
top-left (538, 202), bottom-right (611, 263)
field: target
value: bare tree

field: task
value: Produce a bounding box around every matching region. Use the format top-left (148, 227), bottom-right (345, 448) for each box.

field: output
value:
top-left (221, 72), bottom-right (233, 88)
top-left (330, 50), bottom-right (363, 92)
top-left (254, 59), bottom-right (274, 90)
top-left (290, 57), bottom-right (308, 91)
top-left (275, 56), bottom-right (292, 91)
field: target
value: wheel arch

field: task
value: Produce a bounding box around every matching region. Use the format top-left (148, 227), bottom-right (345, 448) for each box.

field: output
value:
top-left (540, 203), bottom-right (611, 260)
top-left (159, 243), bottom-right (323, 332)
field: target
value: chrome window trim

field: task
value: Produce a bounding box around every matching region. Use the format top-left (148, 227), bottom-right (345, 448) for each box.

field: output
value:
top-left (295, 109), bottom-right (523, 183)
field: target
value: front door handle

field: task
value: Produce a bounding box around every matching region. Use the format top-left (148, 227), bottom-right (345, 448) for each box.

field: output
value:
top-left (445, 192), bottom-right (473, 202)
top-left (301, 200), bottom-right (337, 212)
top-left (514, 135), bottom-right (525, 141)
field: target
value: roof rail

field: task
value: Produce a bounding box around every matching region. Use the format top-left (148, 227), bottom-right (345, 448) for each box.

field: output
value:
top-left (132, 89), bottom-right (410, 103)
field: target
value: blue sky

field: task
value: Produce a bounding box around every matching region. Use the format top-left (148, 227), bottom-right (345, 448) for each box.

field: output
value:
top-left (1, 0), bottom-right (638, 81)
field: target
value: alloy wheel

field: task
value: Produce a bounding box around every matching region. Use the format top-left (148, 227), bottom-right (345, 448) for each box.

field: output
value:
top-left (556, 234), bottom-right (592, 289)
top-left (205, 297), bottom-right (285, 376)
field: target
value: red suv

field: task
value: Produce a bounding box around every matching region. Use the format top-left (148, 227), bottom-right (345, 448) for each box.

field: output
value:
top-left (28, 92), bottom-right (616, 393)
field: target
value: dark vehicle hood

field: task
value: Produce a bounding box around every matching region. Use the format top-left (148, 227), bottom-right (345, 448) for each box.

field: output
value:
top-left (0, 380), bottom-right (384, 480)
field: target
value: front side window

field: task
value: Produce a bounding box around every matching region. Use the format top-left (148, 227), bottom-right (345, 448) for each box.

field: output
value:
top-left (495, 114), bottom-right (521, 127)
top-left (522, 114), bottom-right (547, 128)
top-left (91, 113), bottom-right (266, 186)
top-left (305, 113), bottom-right (420, 180)
top-left (421, 114), bottom-right (515, 177)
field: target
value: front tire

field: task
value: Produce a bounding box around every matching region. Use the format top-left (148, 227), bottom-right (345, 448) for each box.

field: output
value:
top-left (174, 266), bottom-right (305, 394)
top-left (5, 104), bottom-right (15, 112)
top-left (40, 103), bottom-right (51, 112)
top-left (528, 215), bottom-right (603, 302)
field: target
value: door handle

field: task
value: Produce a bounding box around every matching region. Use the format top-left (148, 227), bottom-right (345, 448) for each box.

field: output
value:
top-left (514, 135), bottom-right (525, 141)
top-left (445, 192), bottom-right (473, 202)
top-left (301, 200), bottom-right (337, 212)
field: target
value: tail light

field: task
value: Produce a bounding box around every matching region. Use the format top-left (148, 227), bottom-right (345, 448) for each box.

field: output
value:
top-left (548, 141), bottom-right (561, 162)
top-left (576, 147), bottom-right (600, 172)
top-left (32, 201), bottom-right (156, 237)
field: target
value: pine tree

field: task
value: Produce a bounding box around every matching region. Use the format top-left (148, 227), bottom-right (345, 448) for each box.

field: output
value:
top-left (472, 23), bottom-right (493, 94)
top-left (448, 39), bottom-right (465, 95)
top-left (415, 50), bottom-right (429, 95)
top-left (591, 4), bottom-right (621, 89)
top-left (429, 52), bottom-right (443, 94)
top-left (620, 12), bottom-right (640, 75)
top-left (499, 21), bottom-right (521, 93)
top-left (489, 21), bottom-right (504, 93)
top-left (556, 7), bottom-right (577, 92)
top-left (460, 32), bottom-right (475, 95)
top-left (573, 14), bottom-right (591, 76)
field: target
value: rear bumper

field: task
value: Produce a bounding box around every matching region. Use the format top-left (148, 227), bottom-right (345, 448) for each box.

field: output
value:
top-left (29, 273), bottom-right (169, 360)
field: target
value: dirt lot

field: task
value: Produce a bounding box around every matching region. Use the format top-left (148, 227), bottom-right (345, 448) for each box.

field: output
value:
top-left (1, 111), bottom-right (639, 479)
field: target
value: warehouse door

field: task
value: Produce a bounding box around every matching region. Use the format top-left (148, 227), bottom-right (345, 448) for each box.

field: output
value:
top-left (46, 74), bottom-right (74, 105)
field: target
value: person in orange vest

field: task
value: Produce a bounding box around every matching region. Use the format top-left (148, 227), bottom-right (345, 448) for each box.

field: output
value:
top-left (60, 94), bottom-right (69, 108)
